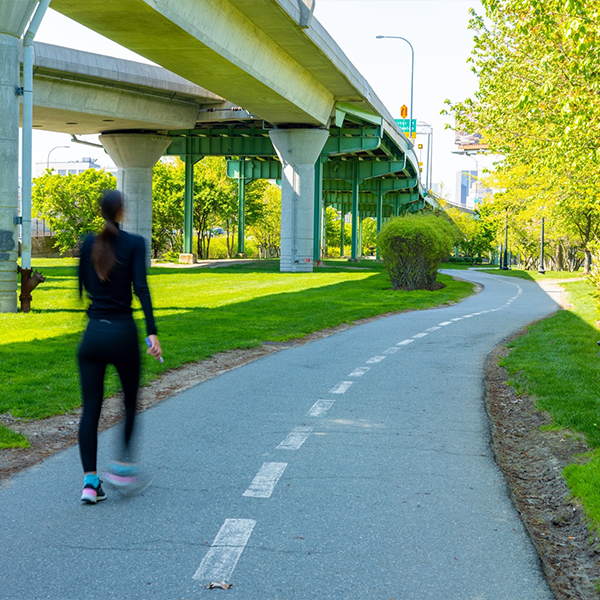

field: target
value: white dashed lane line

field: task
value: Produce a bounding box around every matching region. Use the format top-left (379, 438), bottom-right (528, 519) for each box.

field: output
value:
top-left (412, 332), bottom-right (428, 338)
top-left (397, 339), bottom-right (414, 346)
top-left (243, 463), bottom-right (288, 498)
top-left (307, 399), bottom-right (335, 416)
top-left (383, 347), bottom-right (399, 354)
top-left (366, 355), bottom-right (386, 364)
top-left (329, 381), bottom-right (354, 394)
top-left (277, 426), bottom-right (313, 450)
top-left (349, 366), bottom-right (371, 377)
top-left (193, 519), bottom-right (256, 583)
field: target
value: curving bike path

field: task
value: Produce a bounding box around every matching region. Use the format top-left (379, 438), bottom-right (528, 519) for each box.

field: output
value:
top-left (0, 270), bottom-right (560, 599)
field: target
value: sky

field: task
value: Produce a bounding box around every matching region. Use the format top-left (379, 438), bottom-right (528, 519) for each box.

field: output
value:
top-left (32, 0), bottom-right (489, 203)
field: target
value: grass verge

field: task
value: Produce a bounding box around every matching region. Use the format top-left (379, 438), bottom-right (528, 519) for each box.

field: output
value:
top-left (500, 278), bottom-right (600, 529)
top-left (0, 258), bottom-right (474, 448)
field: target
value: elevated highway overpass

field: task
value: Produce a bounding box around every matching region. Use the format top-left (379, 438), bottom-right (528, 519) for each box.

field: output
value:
top-left (1, 0), bottom-right (428, 312)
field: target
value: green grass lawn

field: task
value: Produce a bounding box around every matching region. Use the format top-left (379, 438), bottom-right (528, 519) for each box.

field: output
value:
top-left (500, 278), bottom-right (600, 530)
top-left (0, 258), bottom-right (474, 448)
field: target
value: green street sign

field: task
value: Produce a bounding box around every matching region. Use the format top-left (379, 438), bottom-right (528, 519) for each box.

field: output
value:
top-left (394, 118), bottom-right (416, 132)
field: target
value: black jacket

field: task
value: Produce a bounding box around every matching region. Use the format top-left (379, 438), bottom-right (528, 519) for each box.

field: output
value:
top-left (78, 230), bottom-right (157, 336)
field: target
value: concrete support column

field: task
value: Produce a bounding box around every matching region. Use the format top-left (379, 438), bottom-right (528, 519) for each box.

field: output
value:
top-left (99, 133), bottom-right (171, 266)
top-left (0, 1), bottom-right (39, 312)
top-left (269, 128), bottom-right (329, 273)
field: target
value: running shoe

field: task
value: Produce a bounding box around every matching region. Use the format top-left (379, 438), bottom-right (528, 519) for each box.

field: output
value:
top-left (104, 463), bottom-right (150, 496)
top-left (81, 481), bottom-right (107, 504)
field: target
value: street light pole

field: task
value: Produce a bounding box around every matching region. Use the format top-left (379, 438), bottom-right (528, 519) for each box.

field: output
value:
top-left (538, 217), bottom-right (545, 274)
top-left (46, 145), bottom-right (70, 170)
top-left (503, 210), bottom-right (509, 270)
top-left (376, 35), bottom-right (415, 138)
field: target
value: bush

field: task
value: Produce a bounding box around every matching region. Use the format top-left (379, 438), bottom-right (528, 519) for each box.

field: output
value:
top-left (377, 214), bottom-right (455, 290)
top-left (448, 256), bottom-right (477, 264)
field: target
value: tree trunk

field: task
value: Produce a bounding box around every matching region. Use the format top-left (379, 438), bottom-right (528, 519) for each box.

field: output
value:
top-left (584, 249), bottom-right (592, 273)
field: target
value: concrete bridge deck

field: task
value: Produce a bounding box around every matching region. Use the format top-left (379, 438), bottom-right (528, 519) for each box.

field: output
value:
top-left (1, 0), bottom-right (428, 312)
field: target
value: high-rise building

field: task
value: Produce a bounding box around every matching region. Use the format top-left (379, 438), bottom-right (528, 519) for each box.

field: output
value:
top-left (455, 170), bottom-right (476, 206)
top-left (455, 170), bottom-right (491, 207)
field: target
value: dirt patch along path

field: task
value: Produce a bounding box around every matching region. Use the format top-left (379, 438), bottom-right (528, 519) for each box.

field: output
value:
top-left (485, 340), bottom-right (600, 600)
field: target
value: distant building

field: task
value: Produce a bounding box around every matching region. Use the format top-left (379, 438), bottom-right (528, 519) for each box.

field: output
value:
top-left (455, 170), bottom-right (491, 208)
top-left (34, 157), bottom-right (113, 178)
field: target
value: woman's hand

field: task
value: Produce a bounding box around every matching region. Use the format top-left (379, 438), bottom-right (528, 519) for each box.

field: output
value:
top-left (146, 334), bottom-right (163, 362)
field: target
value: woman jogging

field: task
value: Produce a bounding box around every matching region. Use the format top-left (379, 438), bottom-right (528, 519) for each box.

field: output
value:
top-left (77, 190), bottom-right (161, 504)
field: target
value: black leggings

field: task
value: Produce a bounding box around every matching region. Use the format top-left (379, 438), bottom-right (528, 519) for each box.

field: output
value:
top-left (78, 318), bottom-right (140, 472)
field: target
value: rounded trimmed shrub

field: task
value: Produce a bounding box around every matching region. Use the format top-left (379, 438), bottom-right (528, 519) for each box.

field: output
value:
top-left (377, 214), bottom-right (455, 290)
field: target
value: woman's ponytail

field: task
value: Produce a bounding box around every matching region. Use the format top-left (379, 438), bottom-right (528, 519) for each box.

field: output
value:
top-left (92, 190), bottom-right (123, 282)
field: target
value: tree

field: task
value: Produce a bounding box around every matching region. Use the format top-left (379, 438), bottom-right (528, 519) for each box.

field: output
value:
top-left (445, 204), bottom-right (498, 258)
top-left (195, 157), bottom-right (267, 258)
top-left (248, 183), bottom-right (281, 258)
top-left (362, 218), bottom-right (378, 256)
top-left (32, 169), bottom-right (117, 253)
top-left (446, 0), bottom-right (600, 272)
top-left (152, 158), bottom-right (184, 258)
top-left (193, 157), bottom-right (232, 258)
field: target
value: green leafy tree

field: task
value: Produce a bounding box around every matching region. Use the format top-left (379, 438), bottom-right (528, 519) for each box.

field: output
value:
top-left (32, 169), bottom-right (117, 253)
top-left (445, 203), bottom-right (498, 258)
top-left (248, 183), bottom-right (281, 258)
top-left (195, 158), bottom-right (267, 258)
top-left (446, 0), bottom-right (600, 272)
top-left (361, 218), bottom-right (378, 256)
top-left (193, 157), bottom-right (233, 258)
top-left (152, 158), bottom-right (185, 258)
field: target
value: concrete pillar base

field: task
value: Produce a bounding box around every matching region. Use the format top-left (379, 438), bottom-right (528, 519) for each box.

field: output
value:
top-left (269, 128), bottom-right (329, 273)
top-left (179, 253), bottom-right (197, 264)
top-left (100, 133), bottom-right (171, 267)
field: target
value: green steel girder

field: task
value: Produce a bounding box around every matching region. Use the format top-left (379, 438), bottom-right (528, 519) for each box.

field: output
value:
top-left (167, 125), bottom-right (386, 160)
top-left (325, 192), bottom-right (419, 208)
top-left (324, 159), bottom-right (409, 181)
top-left (227, 159), bottom-right (282, 180)
top-left (385, 192), bottom-right (421, 205)
top-left (322, 178), bottom-right (417, 193)
top-left (326, 202), bottom-right (396, 219)
top-left (223, 158), bottom-right (417, 193)
top-left (167, 127), bottom-right (276, 158)
top-left (322, 126), bottom-right (382, 156)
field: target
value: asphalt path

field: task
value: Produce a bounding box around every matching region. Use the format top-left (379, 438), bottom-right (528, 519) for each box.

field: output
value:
top-left (0, 270), bottom-right (560, 599)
